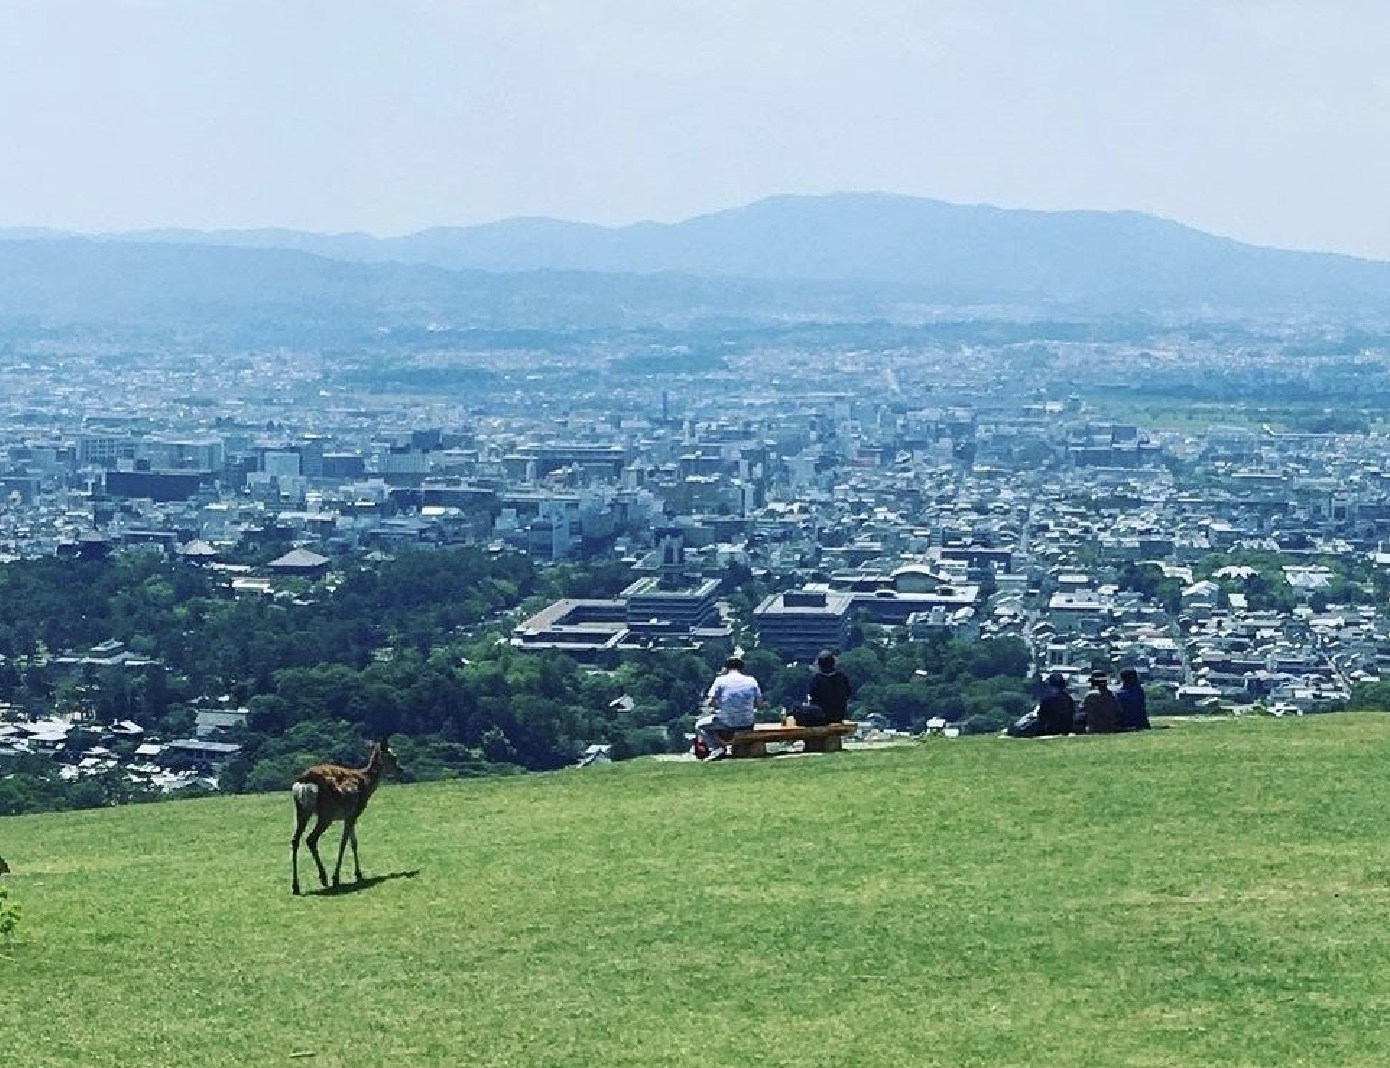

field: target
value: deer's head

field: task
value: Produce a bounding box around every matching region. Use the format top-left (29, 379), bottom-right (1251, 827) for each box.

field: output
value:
top-left (372, 737), bottom-right (401, 777)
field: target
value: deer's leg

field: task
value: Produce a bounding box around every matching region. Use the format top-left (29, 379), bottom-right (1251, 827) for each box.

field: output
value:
top-left (332, 817), bottom-right (355, 887)
top-left (348, 823), bottom-right (363, 883)
top-left (306, 818), bottom-right (332, 888)
top-left (290, 806), bottom-right (312, 895)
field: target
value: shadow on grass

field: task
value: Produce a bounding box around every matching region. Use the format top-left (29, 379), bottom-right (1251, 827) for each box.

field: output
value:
top-left (308, 869), bottom-right (421, 897)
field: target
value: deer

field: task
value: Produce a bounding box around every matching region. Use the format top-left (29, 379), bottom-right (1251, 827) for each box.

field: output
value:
top-left (290, 737), bottom-right (399, 895)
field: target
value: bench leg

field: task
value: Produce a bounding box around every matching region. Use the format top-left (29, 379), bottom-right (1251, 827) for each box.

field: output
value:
top-left (730, 740), bottom-right (766, 758)
top-left (802, 734), bottom-right (844, 753)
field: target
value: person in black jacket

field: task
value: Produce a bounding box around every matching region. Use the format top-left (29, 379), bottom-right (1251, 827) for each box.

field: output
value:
top-left (1116, 668), bottom-right (1151, 731)
top-left (1037, 672), bottom-right (1076, 736)
top-left (800, 650), bottom-right (852, 727)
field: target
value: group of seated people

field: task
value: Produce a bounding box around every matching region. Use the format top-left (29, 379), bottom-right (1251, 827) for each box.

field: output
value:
top-left (694, 653), bottom-right (1151, 759)
top-left (1035, 668), bottom-right (1151, 735)
top-left (694, 650), bottom-right (851, 762)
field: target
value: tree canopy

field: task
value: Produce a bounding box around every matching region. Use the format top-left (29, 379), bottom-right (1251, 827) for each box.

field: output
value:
top-left (0, 547), bottom-right (1037, 812)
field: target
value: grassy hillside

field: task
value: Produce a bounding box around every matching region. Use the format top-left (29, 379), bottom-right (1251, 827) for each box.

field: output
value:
top-left (6, 716), bottom-right (1390, 1067)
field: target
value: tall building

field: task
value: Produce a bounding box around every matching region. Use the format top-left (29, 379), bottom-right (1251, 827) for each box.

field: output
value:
top-left (78, 434), bottom-right (136, 468)
top-left (622, 575), bottom-right (721, 636)
top-left (753, 589), bottom-right (854, 661)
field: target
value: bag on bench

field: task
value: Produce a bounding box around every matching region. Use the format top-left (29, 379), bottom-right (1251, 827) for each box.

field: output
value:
top-left (790, 703), bottom-right (832, 728)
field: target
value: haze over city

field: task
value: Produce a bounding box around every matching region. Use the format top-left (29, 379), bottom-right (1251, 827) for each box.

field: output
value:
top-left (4, 0), bottom-right (1390, 259)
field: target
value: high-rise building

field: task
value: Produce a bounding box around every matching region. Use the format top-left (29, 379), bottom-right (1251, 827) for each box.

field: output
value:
top-left (753, 590), bottom-right (854, 660)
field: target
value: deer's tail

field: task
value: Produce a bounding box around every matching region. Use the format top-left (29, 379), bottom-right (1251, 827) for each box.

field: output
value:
top-left (291, 781), bottom-right (319, 816)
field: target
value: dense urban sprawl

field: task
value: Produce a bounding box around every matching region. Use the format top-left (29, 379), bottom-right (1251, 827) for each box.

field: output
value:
top-left (4, 315), bottom-right (1390, 807)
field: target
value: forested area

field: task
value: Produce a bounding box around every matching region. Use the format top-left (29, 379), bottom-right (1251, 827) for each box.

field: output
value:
top-left (0, 547), bottom-right (1034, 814)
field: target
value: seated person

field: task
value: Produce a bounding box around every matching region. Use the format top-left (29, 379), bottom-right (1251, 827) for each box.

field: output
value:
top-left (696, 655), bottom-right (763, 761)
top-left (1116, 668), bottom-right (1151, 731)
top-left (1036, 672), bottom-right (1076, 736)
top-left (797, 650), bottom-right (852, 727)
top-left (1082, 670), bottom-right (1121, 734)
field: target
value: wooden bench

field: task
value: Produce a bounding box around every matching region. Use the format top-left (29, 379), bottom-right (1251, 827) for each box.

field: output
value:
top-left (724, 721), bottom-right (857, 758)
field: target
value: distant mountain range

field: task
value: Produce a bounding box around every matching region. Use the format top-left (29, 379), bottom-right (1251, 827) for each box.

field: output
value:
top-left (3, 193), bottom-right (1389, 327)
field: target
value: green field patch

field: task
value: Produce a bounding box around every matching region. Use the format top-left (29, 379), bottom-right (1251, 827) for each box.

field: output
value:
top-left (7, 715), bottom-right (1390, 1066)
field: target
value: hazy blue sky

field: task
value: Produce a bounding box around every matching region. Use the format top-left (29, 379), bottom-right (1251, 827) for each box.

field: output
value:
top-left (3, 0), bottom-right (1388, 258)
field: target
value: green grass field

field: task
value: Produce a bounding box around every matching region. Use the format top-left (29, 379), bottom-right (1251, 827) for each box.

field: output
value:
top-left (7, 715), bottom-right (1390, 1067)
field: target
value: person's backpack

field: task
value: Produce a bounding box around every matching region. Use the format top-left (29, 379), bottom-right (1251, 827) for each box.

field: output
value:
top-left (1007, 709), bottom-right (1042, 738)
top-left (692, 735), bottom-right (710, 760)
top-left (792, 702), bottom-right (832, 727)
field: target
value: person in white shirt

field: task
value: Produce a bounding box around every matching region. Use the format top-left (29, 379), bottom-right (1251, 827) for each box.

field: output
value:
top-left (696, 656), bottom-right (763, 761)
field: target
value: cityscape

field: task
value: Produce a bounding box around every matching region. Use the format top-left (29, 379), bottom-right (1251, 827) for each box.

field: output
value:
top-left (4, 298), bottom-right (1390, 793)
